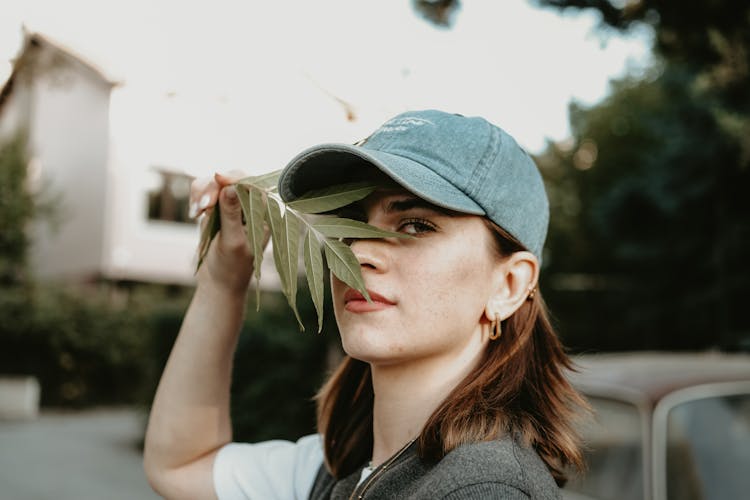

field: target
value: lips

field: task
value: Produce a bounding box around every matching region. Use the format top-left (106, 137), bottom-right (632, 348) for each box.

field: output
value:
top-left (343, 288), bottom-right (396, 313)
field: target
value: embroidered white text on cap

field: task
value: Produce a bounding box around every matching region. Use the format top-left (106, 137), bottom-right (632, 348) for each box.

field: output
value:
top-left (376, 117), bottom-right (433, 134)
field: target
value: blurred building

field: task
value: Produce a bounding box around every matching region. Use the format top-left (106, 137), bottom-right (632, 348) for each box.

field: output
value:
top-left (0, 31), bottom-right (200, 285)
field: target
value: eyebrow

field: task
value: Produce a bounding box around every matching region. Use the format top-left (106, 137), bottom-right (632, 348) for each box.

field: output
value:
top-left (385, 197), bottom-right (456, 216)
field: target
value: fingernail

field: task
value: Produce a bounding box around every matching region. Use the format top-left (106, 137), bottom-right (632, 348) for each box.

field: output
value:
top-left (199, 194), bottom-right (211, 209)
top-left (224, 187), bottom-right (237, 202)
top-left (188, 202), bottom-right (198, 218)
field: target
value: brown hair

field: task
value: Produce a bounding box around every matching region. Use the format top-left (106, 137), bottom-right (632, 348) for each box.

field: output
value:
top-left (315, 221), bottom-right (588, 486)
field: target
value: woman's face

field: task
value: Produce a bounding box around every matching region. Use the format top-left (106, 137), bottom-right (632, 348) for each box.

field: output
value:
top-left (331, 186), bottom-right (503, 367)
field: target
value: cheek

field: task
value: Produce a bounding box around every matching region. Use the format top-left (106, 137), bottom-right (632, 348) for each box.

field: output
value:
top-left (402, 245), bottom-right (494, 325)
top-left (330, 274), bottom-right (344, 302)
top-left (330, 275), bottom-right (348, 322)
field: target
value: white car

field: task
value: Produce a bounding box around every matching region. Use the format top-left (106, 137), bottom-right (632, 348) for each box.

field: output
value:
top-left (563, 352), bottom-right (750, 500)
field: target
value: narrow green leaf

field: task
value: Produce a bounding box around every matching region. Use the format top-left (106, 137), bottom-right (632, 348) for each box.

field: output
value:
top-left (248, 187), bottom-right (267, 308)
top-left (304, 230), bottom-right (325, 332)
top-left (266, 197), bottom-right (290, 297)
top-left (237, 169), bottom-right (282, 191)
top-left (287, 182), bottom-right (378, 214)
top-left (196, 207), bottom-right (221, 272)
top-left (235, 185), bottom-right (267, 309)
top-left (312, 217), bottom-right (413, 239)
top-left (323, 239), bottom-right (371, 302)
top-left (283, 211), bottom-right (304, 331)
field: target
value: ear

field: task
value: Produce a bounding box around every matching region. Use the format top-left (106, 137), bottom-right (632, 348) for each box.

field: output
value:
top-left (484, 251), bottom-right (539, 323)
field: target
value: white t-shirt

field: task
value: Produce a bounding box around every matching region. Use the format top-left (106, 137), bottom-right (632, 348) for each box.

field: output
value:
top-left (213, 434), bottom-right (374, 500)
top-left (213, 434), bottom-right (324, 500)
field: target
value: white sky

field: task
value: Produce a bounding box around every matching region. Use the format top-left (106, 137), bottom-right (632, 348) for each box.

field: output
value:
top-left (0, 0), bottom-right (652, 177)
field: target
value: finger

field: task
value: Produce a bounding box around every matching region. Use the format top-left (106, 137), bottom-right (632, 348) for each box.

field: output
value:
top-left (214, 170), bottom-right (245, 187)
top-left (189, 177), bottom-right (217, 219)
top-left (216, 185), bottom-right (248, 252)
top-left (190, 170), bottom-right (247, 219)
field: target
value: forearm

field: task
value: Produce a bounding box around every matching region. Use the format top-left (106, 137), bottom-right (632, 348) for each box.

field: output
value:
top-left (144, 278), bottom-right (247, 477)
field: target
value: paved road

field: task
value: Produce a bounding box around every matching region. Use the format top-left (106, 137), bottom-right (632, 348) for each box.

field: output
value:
top-left (0, 408), bottom-right (161, 500)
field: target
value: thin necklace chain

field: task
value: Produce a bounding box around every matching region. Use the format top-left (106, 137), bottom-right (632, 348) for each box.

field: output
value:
top-left (351, 437), bottom-right (418, 500)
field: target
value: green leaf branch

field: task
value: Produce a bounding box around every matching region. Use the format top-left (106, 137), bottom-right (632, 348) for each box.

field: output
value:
top-left (196, 170), bottom-right (411, 332)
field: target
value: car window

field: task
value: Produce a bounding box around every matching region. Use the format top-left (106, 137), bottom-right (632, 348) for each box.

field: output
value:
top-left (665, 393), bottom-right (750, 500)
top-left (565, 396), bottom-right (644, 500)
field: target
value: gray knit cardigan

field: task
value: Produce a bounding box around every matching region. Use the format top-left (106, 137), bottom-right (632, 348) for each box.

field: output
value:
top-left (308, 434), bottom-right (561, 499)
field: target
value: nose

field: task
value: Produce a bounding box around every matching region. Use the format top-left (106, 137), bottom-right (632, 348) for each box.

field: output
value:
top-left (349, 238), bottom-right (388, 272)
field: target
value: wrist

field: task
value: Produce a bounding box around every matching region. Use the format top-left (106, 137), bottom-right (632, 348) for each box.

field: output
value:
top-left (194, 270), bottom-right (251, 306)
top-left (195, 260), bottom-right (254, 297)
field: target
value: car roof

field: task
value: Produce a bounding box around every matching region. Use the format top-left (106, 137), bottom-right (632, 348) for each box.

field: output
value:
top-left (568, 351), bottom-right (750, 406)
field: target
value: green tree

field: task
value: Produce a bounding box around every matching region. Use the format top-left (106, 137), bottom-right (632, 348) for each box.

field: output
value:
top-left (0, 133), bottom-right (34, 286)
top-left (538, 67), bottom-right (750, 350)
top-left (532, 0), bottom-right (750, 350)
top-left (532, 0), bottom-right (750, 167)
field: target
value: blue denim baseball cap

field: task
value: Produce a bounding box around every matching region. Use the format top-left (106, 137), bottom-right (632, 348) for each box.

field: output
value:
top-left (278, 109), bottom-right (549, 260)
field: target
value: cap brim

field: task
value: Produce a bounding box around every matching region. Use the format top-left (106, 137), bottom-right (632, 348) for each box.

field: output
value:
top-left (278, 143), bottom-right (485, 216)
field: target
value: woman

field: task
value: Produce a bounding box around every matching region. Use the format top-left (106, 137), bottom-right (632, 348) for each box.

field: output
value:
top-left (144, 110), bottom-right (587, 499)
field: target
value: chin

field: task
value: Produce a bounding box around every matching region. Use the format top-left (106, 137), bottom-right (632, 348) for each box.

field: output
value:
top-left (340, 335), bottom-right (382, 361)
top-left (341, 336), bottom-right (413, 367)
top-left (337, 314), bottom-right (419, 363)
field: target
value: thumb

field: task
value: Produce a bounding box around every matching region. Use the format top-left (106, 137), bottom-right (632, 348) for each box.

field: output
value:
top-left (218, 185), bottom-right (245, 239)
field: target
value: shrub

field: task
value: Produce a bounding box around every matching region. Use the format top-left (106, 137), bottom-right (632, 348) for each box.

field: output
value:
top-left (0, 285), bottom-right (155, 406)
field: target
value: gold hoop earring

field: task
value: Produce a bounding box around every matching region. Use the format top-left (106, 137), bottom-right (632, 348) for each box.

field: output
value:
top-left (489, 314), bottom-right (502, 340)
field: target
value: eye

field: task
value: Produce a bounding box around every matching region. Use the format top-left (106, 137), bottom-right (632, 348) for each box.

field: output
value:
top-left (399, 218), bottom-right (436, 235)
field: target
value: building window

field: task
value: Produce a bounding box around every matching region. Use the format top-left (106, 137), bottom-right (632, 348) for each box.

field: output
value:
top-left (146, 168), bottom-right (194, 224)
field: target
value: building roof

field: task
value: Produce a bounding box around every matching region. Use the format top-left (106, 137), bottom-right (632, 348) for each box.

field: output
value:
top-left (0, 30), bottom-right (117, 115)
top-left (568, 351), bottom-right (750, 405)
